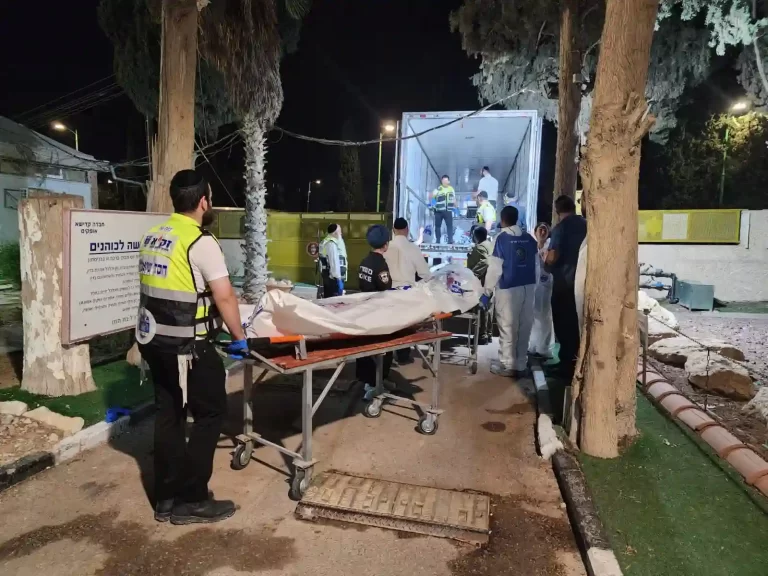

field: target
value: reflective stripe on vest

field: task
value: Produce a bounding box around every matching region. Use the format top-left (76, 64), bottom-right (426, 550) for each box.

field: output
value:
top-left (434, 186), bottom-right (456, 212)
top-left (492, 230), bottom-right (538, 289)
top-left (319, 235), bottom-right (348, 280)
top-left (136, 213), bottom-right (222, 353)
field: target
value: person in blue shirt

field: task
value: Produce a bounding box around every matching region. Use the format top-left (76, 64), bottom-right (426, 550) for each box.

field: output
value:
top-left (543, 195), bottom-right (587, 379)
top-left (481, 206), bottom-right (538, 377)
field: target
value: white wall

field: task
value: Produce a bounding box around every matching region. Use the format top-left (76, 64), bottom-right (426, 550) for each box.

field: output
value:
top-left (0, 173), bottom-right (92, 244)
top-left (638, 210), bottom-right (768, 302)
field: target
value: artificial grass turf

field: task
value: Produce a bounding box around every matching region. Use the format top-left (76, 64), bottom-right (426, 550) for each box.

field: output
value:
top-left (0, 361), bottom-right (151, 427)
top-left (580, 394), bottom-right (768, 576)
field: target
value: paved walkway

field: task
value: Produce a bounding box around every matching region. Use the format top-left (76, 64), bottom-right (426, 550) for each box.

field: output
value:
top-left (0, 345), bottom-right (584, 576)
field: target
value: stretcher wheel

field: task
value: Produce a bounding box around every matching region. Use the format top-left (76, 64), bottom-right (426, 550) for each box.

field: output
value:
top-left (363, 398), bottom-right (383, 418)
top-left (231, 443), bottom-right (252, 470)
top-left (418, 415), bottom-right (438, 435)
top-left (290, 468), bottom-right (311, 501)
top-left (470, 361), bottom-right (478, 375)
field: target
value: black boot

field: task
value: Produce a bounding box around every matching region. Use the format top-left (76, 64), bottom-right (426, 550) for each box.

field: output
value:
top-left (154, 499), bottom-right (174, 522)
top-left (170, 498), bottom-right (236, 525)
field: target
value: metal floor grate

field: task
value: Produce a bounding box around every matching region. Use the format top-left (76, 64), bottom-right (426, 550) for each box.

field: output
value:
top-left (295, 472), bottom-right (491, 545)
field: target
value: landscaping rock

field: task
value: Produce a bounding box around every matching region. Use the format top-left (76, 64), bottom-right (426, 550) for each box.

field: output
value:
top-left (0, 400), bottom-right (28, 416)
top-left (685, 351), bottom-right (755, 401)
top-left (23, 407), bottom-right (84, 437)
top-left (649, 336), bottom-right (745, 367)
top-left (648, 317), bottom-right (678, 346)
top-left (48, 433), bottom-right (59, 443)
top-left (743, 387), bottom-right (768, 425)
top-left (638, 290), bottom-right (680, 329)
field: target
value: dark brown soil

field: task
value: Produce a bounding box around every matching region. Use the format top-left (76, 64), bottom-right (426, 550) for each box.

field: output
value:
top-left (449, 496), bottom-right (577, 576)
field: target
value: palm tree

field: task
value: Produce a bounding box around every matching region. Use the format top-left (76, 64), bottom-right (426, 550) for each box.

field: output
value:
top-left (200, 0), bottom-right (309, 304)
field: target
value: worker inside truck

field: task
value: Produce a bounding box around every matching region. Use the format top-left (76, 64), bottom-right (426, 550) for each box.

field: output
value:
top-left (429, 175), bottom-right (456, 244)
top-left (475, 191), bottom-right (497, 233)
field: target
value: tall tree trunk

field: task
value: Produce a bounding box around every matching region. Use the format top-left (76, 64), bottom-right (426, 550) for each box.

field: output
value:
top-left (241, 113), bottom-right (269, 304)
top-left (128, 0), bottom-right (201, 366)
top-left (148, 0), bottom-right (198, 213)
top-left (575, 0), bottom-right (658, 458)
top-left (20, 195), bottom-right (96, 396)
top-left (552, 0), bottom-right (581, 225)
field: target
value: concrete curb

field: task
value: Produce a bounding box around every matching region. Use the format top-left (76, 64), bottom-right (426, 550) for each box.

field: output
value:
top-left (530, 360), bottom-right (623, 576)
top-left (0, 402), bottom-right (154, 493)
top-left (552, 450), bottom-right (624, 576)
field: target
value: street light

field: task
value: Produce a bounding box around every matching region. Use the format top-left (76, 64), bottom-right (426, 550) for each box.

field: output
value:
top-left (719, 101), bottom-right (751, 206)
top-left (731, 101), bottom-right (750, 113)
top-left (52, 121), bottom-right (79, 151)
top-left (307, 179), bottom-right (321, 213)
top-left (377, 122), bottom-right (397, 213)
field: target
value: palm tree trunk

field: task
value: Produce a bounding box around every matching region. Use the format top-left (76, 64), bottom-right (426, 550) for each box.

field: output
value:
top-left (241, 112), bottom-right (269, 304)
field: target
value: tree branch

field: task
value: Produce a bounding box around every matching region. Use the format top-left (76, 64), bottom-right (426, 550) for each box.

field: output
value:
top-left (582, 40), bottom-right (601, 70)
top-left (753, 0), bottom-right (768, 99)
top-left (536, 21), bottom-right (547, 50)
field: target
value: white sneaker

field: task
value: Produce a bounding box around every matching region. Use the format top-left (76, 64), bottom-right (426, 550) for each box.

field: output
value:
top-left (490, 360), bottom-right (515, 377)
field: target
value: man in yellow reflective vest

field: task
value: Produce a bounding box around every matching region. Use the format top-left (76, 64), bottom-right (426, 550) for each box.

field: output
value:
top-left (137, 170), bottom-right (247, 525)
top-left (318, 223), bottom-right (348, 297)
top-left (430, 175), bottom-right (456, 244)
top-left (475, 191), bottom-right (497, 233)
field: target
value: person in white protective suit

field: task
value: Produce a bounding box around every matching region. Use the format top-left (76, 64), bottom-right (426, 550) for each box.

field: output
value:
top-left (528, 223), bottom-right (554, 358)
top-left (481, 205), bottom-right (538, 377)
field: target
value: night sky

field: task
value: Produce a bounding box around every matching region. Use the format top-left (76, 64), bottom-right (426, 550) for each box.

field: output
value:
top-left (0, 0), bottom-right (486, 212)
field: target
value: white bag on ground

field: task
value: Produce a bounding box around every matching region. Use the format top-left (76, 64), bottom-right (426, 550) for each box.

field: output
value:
top-left (238, 263), bottom-right (481, 338)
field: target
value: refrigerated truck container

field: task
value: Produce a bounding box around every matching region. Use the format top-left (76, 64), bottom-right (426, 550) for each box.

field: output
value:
top-left (395, 110), bottom-right (543, 265)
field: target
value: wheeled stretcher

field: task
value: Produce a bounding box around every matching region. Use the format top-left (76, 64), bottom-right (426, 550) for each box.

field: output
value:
top-left (225, 314), bottom-right (453, 500)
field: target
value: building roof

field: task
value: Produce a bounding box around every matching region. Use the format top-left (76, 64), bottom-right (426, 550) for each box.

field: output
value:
top-left (0, 115), bottom-right (109, 172)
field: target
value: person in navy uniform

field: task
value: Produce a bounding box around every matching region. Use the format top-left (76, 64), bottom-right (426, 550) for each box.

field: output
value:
top-left (357, 224), bottom-right (395, 398)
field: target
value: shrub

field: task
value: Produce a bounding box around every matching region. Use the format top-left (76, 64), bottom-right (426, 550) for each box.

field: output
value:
top-left (0, 242), bottom-right (21, 287)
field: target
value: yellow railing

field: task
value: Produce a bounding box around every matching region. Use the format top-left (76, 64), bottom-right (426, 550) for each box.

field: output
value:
top-left (211, 209), bottom-right (391, 288)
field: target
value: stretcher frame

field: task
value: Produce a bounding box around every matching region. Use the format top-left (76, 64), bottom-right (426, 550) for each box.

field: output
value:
top-left (228, 315), bottom-right (453, 500)
top-left (438, 307), bottom-right (482, 374)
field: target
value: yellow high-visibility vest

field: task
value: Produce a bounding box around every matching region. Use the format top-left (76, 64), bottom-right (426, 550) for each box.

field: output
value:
top-left (136, 213), bottom-right (222, 353)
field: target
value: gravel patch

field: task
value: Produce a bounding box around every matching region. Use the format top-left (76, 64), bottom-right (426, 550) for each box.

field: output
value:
top-left (0, 414), bottom-right (60, 466)
top-left (647, 309), bottom-right (768, 460)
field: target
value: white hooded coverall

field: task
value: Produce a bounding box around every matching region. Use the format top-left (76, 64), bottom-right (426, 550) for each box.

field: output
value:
top-left (528, 239), bottom-right (554, 357)
top-left (484, 225), bottom-right (537, 372)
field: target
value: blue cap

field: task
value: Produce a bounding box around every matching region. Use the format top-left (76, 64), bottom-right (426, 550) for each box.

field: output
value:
top-left (366, 224), bottom-right (390, 249)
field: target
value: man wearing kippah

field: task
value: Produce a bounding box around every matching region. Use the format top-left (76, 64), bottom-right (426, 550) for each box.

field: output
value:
top-left (357, 224), bottom-right (396, 398)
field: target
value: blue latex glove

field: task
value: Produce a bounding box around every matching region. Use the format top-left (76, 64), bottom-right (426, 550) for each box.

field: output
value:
top-left (479, 294), bottom-right (491, 310)
top-left (429, 198), bottom-right (437, 208)
top-left (225, 339), bottom-right (249, 360)
top-left (336, 278), bottom-right (344, 294)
